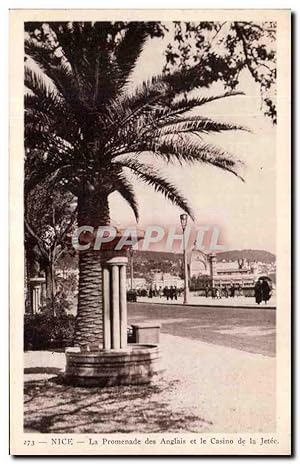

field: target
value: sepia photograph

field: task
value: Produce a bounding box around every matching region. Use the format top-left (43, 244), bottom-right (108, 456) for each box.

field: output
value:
top-left (9, 9), bottom-right (291, 455)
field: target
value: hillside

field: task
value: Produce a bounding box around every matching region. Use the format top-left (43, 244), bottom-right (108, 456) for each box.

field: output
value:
top-left (58, 248), bottom-right (275, 271)
top-left (215, 249), bottom-right (276, 264)
top-left (133, 249), bottom-right (275, 264)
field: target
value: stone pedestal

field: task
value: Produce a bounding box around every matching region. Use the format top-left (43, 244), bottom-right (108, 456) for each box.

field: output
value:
top-left (132, 323), bottom-right (161, 344)
top-left (29, 277), bottom-right (46, 314)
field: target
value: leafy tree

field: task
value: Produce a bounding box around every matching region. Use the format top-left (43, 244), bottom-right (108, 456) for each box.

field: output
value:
top-left (25, 21), bottom-right (249, 346)
top-left (164, 21), bottom-right (276, 122)
top-left (25, 179), bottom-right (76, 314)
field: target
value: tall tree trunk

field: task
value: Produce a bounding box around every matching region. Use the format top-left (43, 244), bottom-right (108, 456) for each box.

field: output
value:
top-left (74, 191), bottom-right (110, 347)
top-left (44, 260), bottom-right (56, 315)
top-left (25, 244), bottom-right (33, 314)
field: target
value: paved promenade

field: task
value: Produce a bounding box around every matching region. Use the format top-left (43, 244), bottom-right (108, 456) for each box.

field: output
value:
top-left (128, 302), bottom-right (276, 357)
top-left (24, 301), bottom-right (276, 433)
top-left (24, 332), bottom-right (275, 433)
top-left (136, 294), bottom-right (276, 309)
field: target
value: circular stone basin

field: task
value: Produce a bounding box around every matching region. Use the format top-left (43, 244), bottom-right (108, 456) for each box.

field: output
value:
top-left (64, 343), bottom-right (162, 387)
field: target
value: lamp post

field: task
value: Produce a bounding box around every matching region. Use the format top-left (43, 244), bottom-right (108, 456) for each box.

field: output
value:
top-left (180, 213), bottom-right (189, 304)
top-left (129, 247), bottom-right (134, 291)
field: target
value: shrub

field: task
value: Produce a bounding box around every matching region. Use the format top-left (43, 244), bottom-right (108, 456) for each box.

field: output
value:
top-left (24, 313), bottom-right (75, 350)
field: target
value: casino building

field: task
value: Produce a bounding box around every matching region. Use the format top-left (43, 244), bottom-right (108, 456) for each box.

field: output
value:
top-left (188, 246), bottom-right (262, 296)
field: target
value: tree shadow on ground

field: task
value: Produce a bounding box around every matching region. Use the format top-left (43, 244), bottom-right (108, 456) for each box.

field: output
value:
top-left (24, 376), bottom-right (213, 433)
top-left (24, 367), bottom-right (63, 375)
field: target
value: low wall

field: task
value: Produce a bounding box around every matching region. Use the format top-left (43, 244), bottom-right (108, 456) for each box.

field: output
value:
top-left (190, 287), bottom-right (255, 297)
top-left (65, 344), bottom-right (162, 387)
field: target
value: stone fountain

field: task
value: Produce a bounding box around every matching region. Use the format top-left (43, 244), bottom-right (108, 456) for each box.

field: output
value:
top-left (64, 228), bottom-right (162, 387)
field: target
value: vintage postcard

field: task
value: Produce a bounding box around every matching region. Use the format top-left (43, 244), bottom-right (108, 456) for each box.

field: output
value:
top-left (9, 9), bottom-right (291, 455)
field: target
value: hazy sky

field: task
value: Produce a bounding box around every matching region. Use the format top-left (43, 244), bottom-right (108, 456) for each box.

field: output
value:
top-left (109, 30), bottom-right (276, 254)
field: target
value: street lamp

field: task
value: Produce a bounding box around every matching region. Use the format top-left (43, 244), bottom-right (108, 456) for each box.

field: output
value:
top-left (180, 213), bottom-right (189, 304)
top-left (129, 247), bottom-right (134, 291)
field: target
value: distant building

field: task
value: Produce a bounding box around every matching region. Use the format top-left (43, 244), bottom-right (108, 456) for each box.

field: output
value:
top-left (126, 273), bottom-right (183, 290)
top-left (188, 246), bottom-right (270, 294)
top-left (150, 272), bottom-right (184, 289)
top-left (126, 277), bottom-right (146, 290)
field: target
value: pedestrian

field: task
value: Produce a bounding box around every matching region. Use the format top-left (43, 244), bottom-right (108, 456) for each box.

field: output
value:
top-left (230, 284), bottom-right (235, 298)
top-left (254, 280), bottom-right (263, 304)
top-left (261, 279), bottom-right (271, 304)
top-left (159, 286), bottom-right (163, 298)
top-left (173, 286), bottom-right (178, 300)
top-left (238, 283), bottom-right (243, 296)
top-left (223, 285), bottom-right (229, 298)
top-left (165, 286), bottom-right (170, 300)
top-left (170, 286), bottom-right (174, 301)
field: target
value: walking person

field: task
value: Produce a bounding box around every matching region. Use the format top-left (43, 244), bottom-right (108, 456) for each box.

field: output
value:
top-left (223, 285), bottom-right (229, 298)
top-left (261, 278), bottom-right (272, 304)
top-left (254, 280), bottom-right (263, 305)
top-left (170, 286), bottom-right (174, 301)
top-left (159, 286), bottom-right (163, 298)
top-left (230, 283), bottom-right (235, 298)
top-left (165, 286), bottom-right (170, 301)
top-left (237, 283), bottom-right (242, 296)
top-left (173, 286), bottom-right (178, 300)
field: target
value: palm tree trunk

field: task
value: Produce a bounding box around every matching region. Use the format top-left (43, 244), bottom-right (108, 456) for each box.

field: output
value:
top-left (74, 191), bottom-right (110, 347)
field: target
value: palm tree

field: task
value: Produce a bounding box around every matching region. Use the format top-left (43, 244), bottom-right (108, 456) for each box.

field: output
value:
top-left (25, 22), bottom-right (246, 346)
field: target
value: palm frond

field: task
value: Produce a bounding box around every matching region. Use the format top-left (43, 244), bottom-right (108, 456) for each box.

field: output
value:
top-left (25, 66), bottom-right (59, 100)
top-left (113, 158), bottom-right (194, 219)
top-left (25, 37), bottom-right (91, 115)
top-left (138, 91), bottom-right (245, 129)
top-left (154, 135), bottom-right (245, 180)
top-left (27, 23), bottom-right (128, 111)
top-left (167, 90), bottom-right (245, 113)
top-left (105, 89), bottom-right (245, 154)
top-left (106, 76), bottom-right (169, 126)
top-left (112, 175), bottom-right (139, 222)
top-left (108, 77), bottom-right (243, 133)
top-left (115, 133), bottom-right (245, 182)
top-left (25, 66), bottom-right (83, 149)
top-left (152, 115), bottom-right (248, 137)
top-left (115, 23), bottom-right (149, 86)
top-left (25, 99), bottom-right (80, 153)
